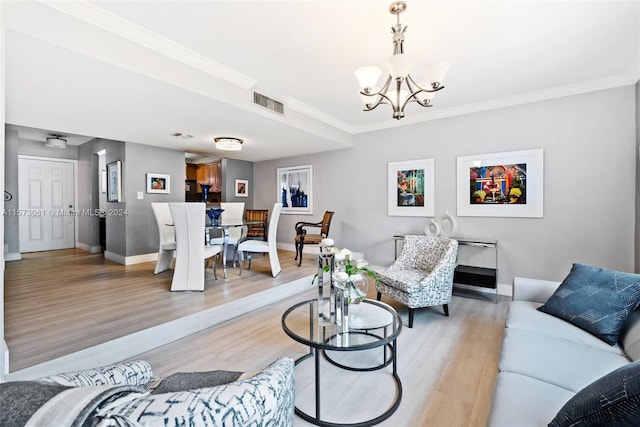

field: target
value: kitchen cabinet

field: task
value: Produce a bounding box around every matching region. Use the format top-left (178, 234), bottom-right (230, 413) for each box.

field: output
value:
top-left (185, 163), bottom-right (197, 181)
top-left (195, 162), bottom-right (222, 193)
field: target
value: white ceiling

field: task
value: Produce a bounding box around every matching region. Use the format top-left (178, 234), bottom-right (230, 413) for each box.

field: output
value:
top-left (3, 1), bottom-right (639, 162)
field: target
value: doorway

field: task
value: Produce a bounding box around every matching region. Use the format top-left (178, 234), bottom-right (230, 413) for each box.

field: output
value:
top-left (18, 156), bottom-right (76, 252)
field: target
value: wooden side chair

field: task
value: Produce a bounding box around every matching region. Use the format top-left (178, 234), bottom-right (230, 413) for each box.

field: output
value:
top-left (245, 209), bottom-right (268, 241)
top-left (294, 211), bottom-right (335, 267)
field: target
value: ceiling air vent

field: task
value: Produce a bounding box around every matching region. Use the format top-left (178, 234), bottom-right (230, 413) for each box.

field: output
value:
top-left (253, 91), bottom-right (284, 115)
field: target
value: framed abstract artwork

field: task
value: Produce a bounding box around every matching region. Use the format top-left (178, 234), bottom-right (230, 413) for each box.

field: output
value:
top-left (146, 173), bottom-right (170, 194)
top-left (277, 165), bottom-right (313, 215)
top-left (107, 161), bottom-right (122, 202)
top-left (456, 148), bottom-right (544, 217)
top-left (235, 179), bottom-right (248, 197)
top-left (388, 159), bottom-right (435, 217)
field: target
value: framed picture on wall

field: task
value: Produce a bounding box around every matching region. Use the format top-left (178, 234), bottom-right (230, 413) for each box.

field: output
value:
top-left (146, 173), bottom-right (170, 194)
top-left (107, 161), bottom-right (122, 202)
top-left (456, 148), bottom-right (543, 217)
top-left (388, 159), bottom-right (435, 217)
top-left (235, 179), bottom-right (248, 197)
top-left (277, 165), bottom-right (313, 214)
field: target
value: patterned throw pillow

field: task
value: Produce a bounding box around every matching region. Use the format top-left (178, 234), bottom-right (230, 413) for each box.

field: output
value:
top-left (550, 360), bottom-right (640, 426)
top-left (538, 263), bottom-right (640, 345)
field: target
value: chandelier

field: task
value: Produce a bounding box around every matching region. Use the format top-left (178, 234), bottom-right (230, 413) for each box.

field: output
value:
top-left (214, 137), bottom-right (243, 151)
top-left (355, 1), bottom-right (450, 120)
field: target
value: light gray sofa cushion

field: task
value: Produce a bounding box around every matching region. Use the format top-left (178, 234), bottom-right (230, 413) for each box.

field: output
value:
top-left (508, 301), bottom-right (626, 355)
top-left (499, 328), bottom-right (630, 392)
top-left (621, 310), bottom-right (640, 361)
top-left (488, 372), bottom-right (574, 427)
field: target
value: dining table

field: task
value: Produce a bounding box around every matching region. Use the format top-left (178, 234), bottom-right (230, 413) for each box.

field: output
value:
top-left (207, 218), bottom-right (263, 279)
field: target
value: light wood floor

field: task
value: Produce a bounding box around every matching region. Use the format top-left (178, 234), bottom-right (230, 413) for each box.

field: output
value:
top-left (4, 247), bottom-right (317, 371)
top-left (5, 248), bottom-right (508, 426)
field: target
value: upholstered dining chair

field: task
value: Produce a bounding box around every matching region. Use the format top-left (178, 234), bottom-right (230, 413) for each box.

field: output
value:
top-left (237, 203), bottom-right (282, 277)
top-left (168, 203), bottom-right (221, 291)
top-left (151, 202), bottom-right (176, 275)
top-left (294, 211), bottom-right (335, 267)
top-left (209, 202), bottom-right (245, 266)
top-left (376, 235), bottom-right (458, 328)
top-left (245, 209), bottom-right (268, 241)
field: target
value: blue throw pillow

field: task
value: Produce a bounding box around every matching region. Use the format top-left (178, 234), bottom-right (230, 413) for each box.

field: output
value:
top-left (538, 263), bottom-right (640, 345)
top-left (549, 360), bottom-right (640, 426)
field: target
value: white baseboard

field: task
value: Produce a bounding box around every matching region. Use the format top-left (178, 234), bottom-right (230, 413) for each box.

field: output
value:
top-left (103, 251), bottom-right (158, 265)
top-left (3, 252), bottom-right (21, 262)
top-left (5, 274), bottom-right (314, 381)
top-left (76, 242), bottom-right (103, 254)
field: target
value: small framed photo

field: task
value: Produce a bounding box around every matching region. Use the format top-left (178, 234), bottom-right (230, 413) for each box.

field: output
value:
top-left (388, 159), bottom-right (435, 217)
top-left (235, 179), bottom-right (248, 197)
top-left (146, 173), bottom-right (170, 194)
top-left (107, 161), bottom-right (122, 202)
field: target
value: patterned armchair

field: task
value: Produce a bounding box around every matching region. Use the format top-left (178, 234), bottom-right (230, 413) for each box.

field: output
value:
top-left (376, 235), bottom-right (458, 328)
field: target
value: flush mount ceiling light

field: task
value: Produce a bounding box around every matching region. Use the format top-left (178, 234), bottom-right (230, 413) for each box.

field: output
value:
top-left (45, 134), bottom-right (67, 148)
top-left (214, 137), bottom-right (243, 151)
top-left (355, 1), bottom-right (450, 120)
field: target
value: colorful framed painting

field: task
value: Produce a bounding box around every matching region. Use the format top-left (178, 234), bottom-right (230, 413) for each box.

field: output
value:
top-left (235, 179), bottom-right (248, 197)
top-left (107, 161), bottom-right (122, 202)
top-left (277, 165), bottom-right (313, 215)
top-left (456, 148), bottom-right (544, 217)
top-left (388, 159), bottom-right (435, 217)
top-left (146, 173), bottom-right (170, 194)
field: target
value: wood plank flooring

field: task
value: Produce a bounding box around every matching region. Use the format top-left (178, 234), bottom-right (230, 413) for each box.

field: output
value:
top-left (4, 248), bottom-right (508, 426)
top-left (133, 288), bottom-right (508, 427)
top-left (4, 247), bottom-right (317, 371)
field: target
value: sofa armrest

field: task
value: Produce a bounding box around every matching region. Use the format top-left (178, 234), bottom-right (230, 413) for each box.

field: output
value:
top-left (36, 360), bottom-right (153, 388)
top-left (512, 277), bottom-right (561, 303)
top-left (104, 357), bottom-right (295, 426)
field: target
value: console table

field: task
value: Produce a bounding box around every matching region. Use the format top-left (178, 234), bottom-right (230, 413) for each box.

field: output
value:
top-left (393, 235), bottom-right (498, 302)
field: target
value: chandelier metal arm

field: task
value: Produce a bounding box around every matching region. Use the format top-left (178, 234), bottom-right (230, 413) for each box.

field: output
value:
top-left (355, 1), bottom-right (449, 120)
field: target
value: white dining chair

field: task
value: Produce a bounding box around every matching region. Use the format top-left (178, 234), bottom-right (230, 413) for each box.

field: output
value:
top-left (169, 202), bottom-right (221, 291)
top-left (237, 203), bottom-right (282, 277)
top-left (209, 202), bottom-right (245, 266)
top-left (151, 202), bottom-right (176, 275)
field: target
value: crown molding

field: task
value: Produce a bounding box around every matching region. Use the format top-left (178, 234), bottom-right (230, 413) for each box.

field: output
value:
top-left (41, 0), bottom-right (257, 90)
top-left (353, 70), bottom-right (640, 134)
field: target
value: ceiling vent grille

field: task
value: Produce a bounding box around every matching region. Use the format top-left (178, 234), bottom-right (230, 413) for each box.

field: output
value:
top-left (253, 91), bottom-right (284, 115)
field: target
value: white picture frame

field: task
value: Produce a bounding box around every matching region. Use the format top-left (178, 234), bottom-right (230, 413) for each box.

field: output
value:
top-left (235, 179), bottom-right (248, 197)
top-left (146, 173), bottom-right (170, 194)
top-left (456, 148), bottom-right (544, 217)
top-left (277, 165), bottom-right (313, 215)
top-left (388, 159), bottom-right (435, 217)
top-left (107, 161), bottom-right (122, 202)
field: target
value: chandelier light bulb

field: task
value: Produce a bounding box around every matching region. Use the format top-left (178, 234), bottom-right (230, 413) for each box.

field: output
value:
top-left (355, 66), bottom-right (382, 91)
top-left (423, 61), bottom-right (451, 89)
top-left (386, 54), bottom-right (415, 79)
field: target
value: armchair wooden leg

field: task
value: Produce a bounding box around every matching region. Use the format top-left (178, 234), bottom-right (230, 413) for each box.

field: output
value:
top-left (408, 308), bottom-right (414, 328)
top-left (376, 292), bottom-right (382, 301)
top-left (443, 304), bottom-right (449, 317)
top-left (296, 240), bottom-right (305, 267)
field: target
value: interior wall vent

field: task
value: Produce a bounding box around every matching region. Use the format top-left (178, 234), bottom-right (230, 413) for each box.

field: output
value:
top-left (253, 91), bottom-right (285, 115)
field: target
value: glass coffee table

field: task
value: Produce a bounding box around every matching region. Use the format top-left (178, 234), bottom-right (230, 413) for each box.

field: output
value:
top-left (281, 298), bottom-right (403, 426)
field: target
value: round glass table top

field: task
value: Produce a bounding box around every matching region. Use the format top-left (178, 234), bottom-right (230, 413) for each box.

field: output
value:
top-left (281, 298), bottom-right (402, 351)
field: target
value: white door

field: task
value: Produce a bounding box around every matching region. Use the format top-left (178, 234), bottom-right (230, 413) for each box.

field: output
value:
top-left (18, 158), bottom-right (75, 252)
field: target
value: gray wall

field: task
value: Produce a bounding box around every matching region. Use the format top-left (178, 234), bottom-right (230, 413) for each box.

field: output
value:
top-left (3, 128), bottom-right (18, 257)
top-left (255, 86), bottom-right (637, 290)
top-left (124, 142), bottom-right (184, 257)
top-left (222, 158), bottom-right (254, 207)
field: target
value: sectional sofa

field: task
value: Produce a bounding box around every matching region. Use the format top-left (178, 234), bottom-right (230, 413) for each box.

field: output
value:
top-left (488, 266), bottom-right (640, 426)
